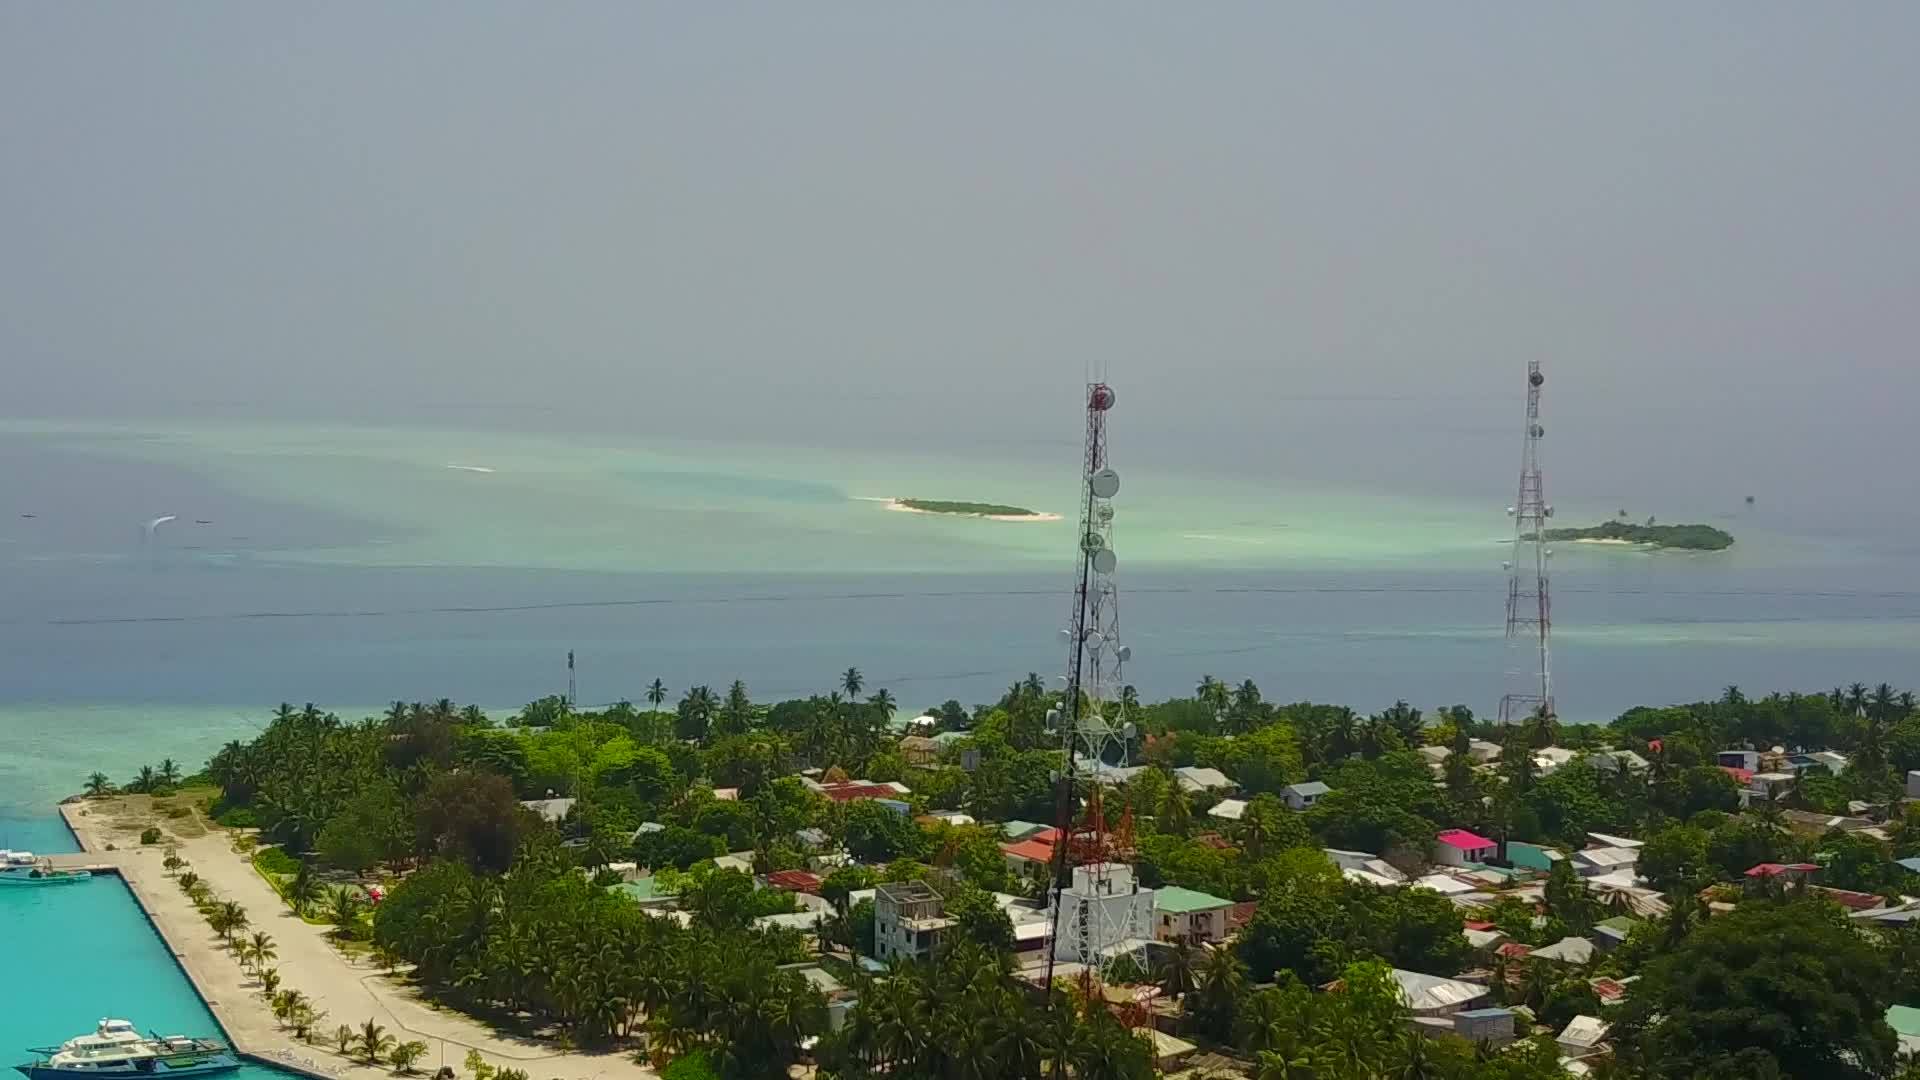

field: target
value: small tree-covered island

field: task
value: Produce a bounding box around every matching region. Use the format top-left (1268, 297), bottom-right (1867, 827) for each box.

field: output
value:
top-left (1541, 521), bottom-right (1735, 550)
top-left (83, 676), bottom-right (1920, 1080)
top-left (893, 498), bottom-right (1047, 518)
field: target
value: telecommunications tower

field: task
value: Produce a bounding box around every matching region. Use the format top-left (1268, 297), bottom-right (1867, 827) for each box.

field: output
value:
top-left (1499, 362), bottom-right (1554, 724)
top-left (1045, 381), bottom-right (1148, 990)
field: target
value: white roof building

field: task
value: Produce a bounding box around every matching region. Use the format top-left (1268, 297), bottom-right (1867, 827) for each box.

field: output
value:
top-left (1174, 766), bottom-right (1234, 793)
top-left (519, 797), bottom-right (577, 823)
top-left (1391, 968), bottom-right (1491, 1015)
top-left (1531, 937), bottom-right (1597, 965)
top-left (1585, 832), bottom-right (1644, 850)
top-left (1573, 846), bottom-right (1640, 875)
top-left (1557, 1015), bottom-right (1610, 1058)
top-left (1207, 798), bottom-right (1248, 822)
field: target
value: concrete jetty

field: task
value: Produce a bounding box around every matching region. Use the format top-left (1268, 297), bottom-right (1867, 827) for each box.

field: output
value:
top-left (58, 802), bottom-right (660, 1080)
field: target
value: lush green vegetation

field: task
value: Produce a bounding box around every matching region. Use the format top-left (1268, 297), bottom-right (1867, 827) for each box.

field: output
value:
top-left (1541, 520), bottom-right (1735, 549)
top-left (171, 672), bottom-right (1920, 1080)
top-left (895, 498), bottom-right (1041, 517)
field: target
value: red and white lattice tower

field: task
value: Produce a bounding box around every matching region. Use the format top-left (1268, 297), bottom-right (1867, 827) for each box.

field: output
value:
top-left (1045, 382), bottom-right (1148, 990)
top-left (1499, 362), bottom-right (1555, 724)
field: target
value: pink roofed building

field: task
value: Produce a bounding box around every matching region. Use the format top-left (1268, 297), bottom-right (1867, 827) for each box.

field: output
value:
top-left (1432, 829), bottom-right (1498, 868)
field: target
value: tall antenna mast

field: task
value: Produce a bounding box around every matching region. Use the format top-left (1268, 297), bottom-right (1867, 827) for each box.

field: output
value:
top-left (1499, 362), bottom-right (1554, 724)
top-left (1045, 381), bottom-right (1145, 995)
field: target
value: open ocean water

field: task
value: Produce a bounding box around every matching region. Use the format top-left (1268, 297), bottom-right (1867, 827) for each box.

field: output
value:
top-left (2, 418), bottom-right (1917, 831)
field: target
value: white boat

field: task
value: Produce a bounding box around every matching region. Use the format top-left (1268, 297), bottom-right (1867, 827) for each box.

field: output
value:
top-left (16, 1020), bottom-right (238, 1079)
top-left (0, 854), bottom-right (88, 886)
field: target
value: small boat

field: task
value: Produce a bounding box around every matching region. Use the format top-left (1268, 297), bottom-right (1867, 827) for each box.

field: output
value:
top-left (0, 854), bottom-right (89, 886)
top-left (16, 1020), bottom-right (239, 1079)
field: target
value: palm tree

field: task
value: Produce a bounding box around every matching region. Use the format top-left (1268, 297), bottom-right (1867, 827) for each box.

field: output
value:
top-left (258, 968), bottom-right (282, 999)
top-left (84, 772), bottom-right (113, 797)
top-left (162, 849), bottom-right (185, 876)
top-left (388, 1041), bottom-right (428, 1074)
top-left (288, 866), bottom-right (320, 916)
top-left (248, 931), bottom-right (277, 972)
top-left (869, 688), bottom-right (896, 721)
top-left (217, 901), bottom-right (249, 946)
top-left (646, 678), bottom-right (668, 710)
top-left (158, 758), bottom-right (181, 786)
top-left (841, 667), bottom-right (865, 699)
top-left (131, 765), bottom-right (158, 794)
top-left (272, 989), bottom-right (308, 1026)
top-left (332, 1026), bottom-right (355, 1057)
top-left (327, 887), bottom-right (365, 940)
top-left (1156, 943), bottom-right (1202, 997)
top-left (356, 1020), bottom-right (395, 1065)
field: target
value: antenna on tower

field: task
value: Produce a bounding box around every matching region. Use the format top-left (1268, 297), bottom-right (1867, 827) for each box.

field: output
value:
top-left (1499, 362), bottom-right (1554, 725)
top-left (1044, 381), bottom-right (1146, 998)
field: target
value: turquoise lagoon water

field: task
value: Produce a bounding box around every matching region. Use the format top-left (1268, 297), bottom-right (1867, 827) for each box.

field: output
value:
top-left (0, 874), bottom-right (291, 1080)
top-left (2, 418), bottom-right (1918, 835)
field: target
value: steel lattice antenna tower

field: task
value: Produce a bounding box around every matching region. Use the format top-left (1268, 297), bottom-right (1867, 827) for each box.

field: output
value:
top-left (1044, 381), bottom-right (1145, 995)
top-left (1499, 362), bottom-right (1555, 724)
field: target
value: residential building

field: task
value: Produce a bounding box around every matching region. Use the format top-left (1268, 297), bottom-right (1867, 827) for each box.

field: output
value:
top-left (1590, 750), bottom-right (1649, 774)
top-left (1573, 846), bottom-right (1639, 877)
top-left (1557, 1016), bottom-right (1609, 1060)
top-left (1432, 829), bottom-right (1497, 867)
top-left (1717, 749), bottom-right (1761, 773)
top-left (1281, 781), bottom-right (1330, 811)
top-left (1890, 1006), bottom-right (1920, 1058)
top-left (1174, 766), bottom-right (1235, 793)
top-left (1153, 886), bottom-right (1235, 945)
top-left (519, 797), bottom-right (577, 823)
top-left (1001, 827), bottom-right (1060, 877)
top-left (1530, 936), bottom-right (1597, 966)
top-left (899, 735), bottom-right (942, 767)
top-left (1207, 798), bottom-right (1248, 822)
top-left (874, 880), bottom-right (954, 963)
top-left (1390, 969), bottom-right (1490, 1017)
top-left (1743, 862), bottom-right (1818, 893)
top-left (763, 869), bottom-right (823, 894)
top-left (1466, 740), bottom-right (1503, 764)
top-left (1504, 842), bottom-right (1564, 873)
top-left (1001, 820), bottom-right (1050, 840)
top-left (1325, 848), bottom-right (1408, 886)
top-left (1451, 1008), bottom-right (1516, 1047)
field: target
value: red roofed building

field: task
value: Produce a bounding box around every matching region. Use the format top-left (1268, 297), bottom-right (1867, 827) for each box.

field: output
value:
top-left (1432, 829), bottom-right (1498, 867)
top-left (1745, 862), bottom-right (1819, 878)
top-left (1720, 766), bottom-right (1755, 785)
top-left (1002, 837), bottom-right (1056, 876)
top-left (764, 869), bottom-right (823, 894)
top-left (1811, 885), bottom-right (1885, 911)
top-left (821, 782), bottom-right (901, 803)
top-left (1590, 977), bottom-right (1630, 1005)
top-left (1496, 942), bottom-right (1534, 960)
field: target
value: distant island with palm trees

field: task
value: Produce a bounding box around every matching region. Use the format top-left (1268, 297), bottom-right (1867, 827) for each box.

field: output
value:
top-left (1541, 519), bottom-right (1734, 551)
top-left (885, 498), bottom-right (1061, 522)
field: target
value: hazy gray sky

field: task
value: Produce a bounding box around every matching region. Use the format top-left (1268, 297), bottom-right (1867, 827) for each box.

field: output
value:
top-left (3, 4), bottom-right (1916, 509)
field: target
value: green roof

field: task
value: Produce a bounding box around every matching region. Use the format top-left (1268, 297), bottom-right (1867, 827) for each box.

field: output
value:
top-left (1002, 820), bottom-right (1049, 840)
top-left (1595, 915), bottom-right (1642, 933)
top-left (614, 878), bottom-right (663, 902)
top-left (1505, 842), bottom-right (1563, 872)
top-left (1889, 1006), bottom-right (1920, 1038)
top-left (1154, 886), bottom-right (1233, 914)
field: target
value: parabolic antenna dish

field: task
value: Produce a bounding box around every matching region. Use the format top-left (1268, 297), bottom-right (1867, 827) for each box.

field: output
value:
top-left (1116, 645), bottom-right (1132, 663)
top-left (1092, 548), bottom-right (1117, 574)
top-left (1090, 468), bottom-right (1120, 499)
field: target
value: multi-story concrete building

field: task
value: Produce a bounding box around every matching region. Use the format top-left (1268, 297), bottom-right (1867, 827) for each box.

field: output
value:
top-left (873, 880), bottom-right (953, 963)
